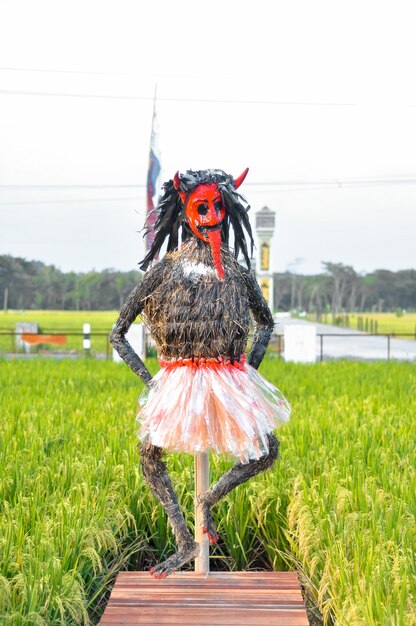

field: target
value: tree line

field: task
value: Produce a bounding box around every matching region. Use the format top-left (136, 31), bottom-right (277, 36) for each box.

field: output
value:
top-left (1, 255), bottom-right (415, 312)
top-left (273, 262), bottom-right (416, 315)
top-left (0, 255), bottom-right (142, 311)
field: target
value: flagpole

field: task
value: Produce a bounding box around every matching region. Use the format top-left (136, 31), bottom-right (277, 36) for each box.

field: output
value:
top-left (145, 83), bottom-right (160, 258)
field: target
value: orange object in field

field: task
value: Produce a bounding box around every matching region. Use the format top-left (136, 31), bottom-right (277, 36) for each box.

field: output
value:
top-left (21, 333), bottom-right (67, 345)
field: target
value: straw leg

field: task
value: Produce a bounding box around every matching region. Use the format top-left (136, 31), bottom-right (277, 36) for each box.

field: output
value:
top-left (194, 452), bottom-right (210, 574)
top-left (140, 443), bottom-right (198, 579)
top-left (200, 433), bottom-right (279, 525)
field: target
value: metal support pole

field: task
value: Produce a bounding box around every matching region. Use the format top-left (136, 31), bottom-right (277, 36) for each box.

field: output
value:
top-left (320, 334), bottom-right (324, 362)
top-left (194, 452), bottom-right (209, 574)
top-left (387, 334), bottom-right (391, 361)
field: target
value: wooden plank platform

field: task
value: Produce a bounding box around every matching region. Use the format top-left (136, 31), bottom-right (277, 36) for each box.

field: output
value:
top-left (98, 571), bottom-right (309, 625)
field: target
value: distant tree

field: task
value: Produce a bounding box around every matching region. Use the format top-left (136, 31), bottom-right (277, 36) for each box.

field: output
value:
top-left (273, 273), bottom-right (292, 311)
top-left (304, 274), bottom-right (331, 318)
top-left (322, 262), bottom-right (357, 318)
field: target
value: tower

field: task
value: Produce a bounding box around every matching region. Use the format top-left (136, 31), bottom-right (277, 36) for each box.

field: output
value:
top-left (255, 206), bottom-right (275, 311)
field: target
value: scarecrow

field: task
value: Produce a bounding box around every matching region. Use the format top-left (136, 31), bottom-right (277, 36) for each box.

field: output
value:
top-left (110, 168), bottom-right (290, 579)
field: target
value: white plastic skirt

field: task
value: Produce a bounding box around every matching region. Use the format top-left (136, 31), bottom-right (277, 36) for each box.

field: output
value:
top-left (137, 355), bottom-right (291, 463)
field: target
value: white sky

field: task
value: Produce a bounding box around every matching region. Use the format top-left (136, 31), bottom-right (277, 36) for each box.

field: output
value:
top-left (1, 0), bottom-right (415, 275)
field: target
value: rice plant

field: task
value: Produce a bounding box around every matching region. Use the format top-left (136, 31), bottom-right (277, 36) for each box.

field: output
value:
top-left (1, 358), bottom-right (415, 625)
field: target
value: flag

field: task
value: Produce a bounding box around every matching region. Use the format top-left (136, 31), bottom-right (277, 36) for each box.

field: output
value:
top-left (146, 90), bottom-right (161, 255)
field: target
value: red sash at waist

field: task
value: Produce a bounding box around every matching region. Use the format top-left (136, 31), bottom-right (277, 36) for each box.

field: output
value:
top-left (159, 354), bottom-right (247, 371)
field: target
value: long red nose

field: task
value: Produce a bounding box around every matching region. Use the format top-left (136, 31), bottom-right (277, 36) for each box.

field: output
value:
top-left (207, 229), bottom-right (225, 280)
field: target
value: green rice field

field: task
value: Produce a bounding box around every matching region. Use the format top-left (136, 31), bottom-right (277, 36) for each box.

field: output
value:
top-left (307, 312), bottom-right (416, 336)
top-left (0, 311), bottom-right (119, 355)
top-left (348, 312), bottom-right (416, 335)
top-left (0, 310), bottom-right (118, 330)
top-left (1, 358), bottom-right (415, 625)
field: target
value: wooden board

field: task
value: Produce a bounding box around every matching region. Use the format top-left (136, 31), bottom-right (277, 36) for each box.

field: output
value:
top-left (98, 571), bottom-right (309, 625)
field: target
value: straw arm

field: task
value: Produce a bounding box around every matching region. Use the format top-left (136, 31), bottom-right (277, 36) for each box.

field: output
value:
top-left (110, 282), bottom-right (153, 386)
top-left (244, 269), bottom-right (274, 370)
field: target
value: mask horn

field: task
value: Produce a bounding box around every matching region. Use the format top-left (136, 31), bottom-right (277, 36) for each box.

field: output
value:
top-left (173, 171), bottom-right (181, 190)
top-left (234, 167), bottom-right (249, 189)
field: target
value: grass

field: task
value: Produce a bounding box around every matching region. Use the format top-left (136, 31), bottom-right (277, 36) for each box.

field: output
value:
top-left (0, 310), bottom-right (120, 355)
top-left (307, 312), bottom-right (416, 336)
top-left (0, 310), bottom-right (118, 331)
top-left (1, 358), bottom-right (415, 625)
top-left (347, 312), bottom-right (416, 335)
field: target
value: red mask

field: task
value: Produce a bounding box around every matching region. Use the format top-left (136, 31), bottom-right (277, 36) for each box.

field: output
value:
top-left (173, 168), bottom-right (249, 280)
top-left (182, 184), bottom-right (225, 242)
top-left (183, 183), bottom-right (226, 278)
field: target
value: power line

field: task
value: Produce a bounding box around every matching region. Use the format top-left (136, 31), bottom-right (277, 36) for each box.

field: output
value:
top-left (247, 177), bottom-right (416, 194)
top-left (1, 176), bottom-right (416, 206)
top-left (0, 88), bottom-right (356, 107)
top-left (0, 66), bottom-right (230, 80)
top-left (0, 184), bottom-right (145, 190)
top-left (1, 175), bottom-right (416, 206)
top-left (1, 176), bottom-right (416, 191)
top-left (248, 175), bottom-right (416, 187)
top-left (0, 196), bottom-right (143, 206)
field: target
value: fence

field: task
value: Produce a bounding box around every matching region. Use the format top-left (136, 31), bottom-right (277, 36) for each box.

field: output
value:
top-left (0, 330), bottom-right (112, 358)
top-left (1, 329), bottom-right (415, 362)
top-left (272, 332), bottom-right (416, 362)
